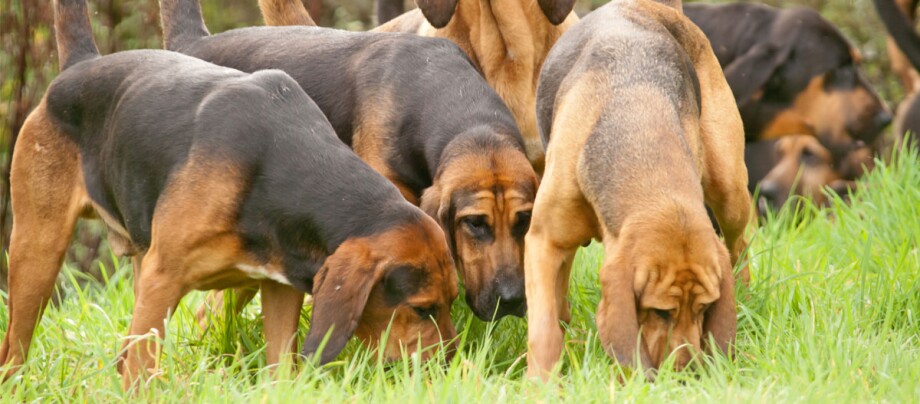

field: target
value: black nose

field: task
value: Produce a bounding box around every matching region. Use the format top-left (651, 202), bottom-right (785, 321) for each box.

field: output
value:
top-left (874, 110), bottom-right (892, 130)
top-left (494, 280), bottom-right (526, 318)
top-left (757, 181), bottom-right (781, 215)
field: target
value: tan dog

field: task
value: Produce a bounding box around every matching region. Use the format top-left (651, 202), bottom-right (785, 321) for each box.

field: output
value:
top-left (369, 0), bottom-right (580, 173)
top-left (525, 0), bottom-right (752, 378)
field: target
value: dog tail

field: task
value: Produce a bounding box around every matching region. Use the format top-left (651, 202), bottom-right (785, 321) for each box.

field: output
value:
top-left (875, 0), bottom-right (920, 72)
top-left (258, 0), bottom-right (316, 27)
top-left (54, 0), bottom-right (100, 70)
top-left (159, 0), bottom-right (210, 51)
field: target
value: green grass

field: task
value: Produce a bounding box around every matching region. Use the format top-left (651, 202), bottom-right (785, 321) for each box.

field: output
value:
top-left (1, 146), bottom-right (918, 402)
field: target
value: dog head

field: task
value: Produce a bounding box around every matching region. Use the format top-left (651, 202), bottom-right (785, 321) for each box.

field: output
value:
top-left (420, 133), bottom-right (537, 321)
top-left (725, 8), bottom-right (890, 156)
top-left (415, 0), bottom-right (575, 28)
top-left (302, 210), bottom-right (458, 363)
top-left (752, 135), bottom-right (871, 214)
top-left (597, 211), bottom-right (735, 370)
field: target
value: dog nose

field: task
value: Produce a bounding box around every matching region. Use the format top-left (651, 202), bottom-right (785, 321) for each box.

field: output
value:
top-left (494, 279), bottom-right (526, 318)
top-left (874, 110), bottom-right (892, 131)
top-left (757, 181), bottom-right (781, 214)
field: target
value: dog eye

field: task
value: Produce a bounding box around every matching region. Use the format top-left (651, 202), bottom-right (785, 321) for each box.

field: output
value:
top-left (653, 309), bottom-right (671, 321)
top-left (512, 211), bottom-right (532, 238)
top-left (412, 305), bottom-right (438, 319)
top-left (801, 148), bottom-right (822, 166)
top-left (461, 215), bottom-right (491, 239)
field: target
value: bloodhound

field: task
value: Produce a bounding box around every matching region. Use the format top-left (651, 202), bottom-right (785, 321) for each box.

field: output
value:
top-left (371, 0), bottom-right (580, 173)
top-left (0, 0), bottom-right (457, 387)
top-left (746, 135), bottom-right (872, 215)
top-left (684, 3), bottom-right (891, 160)
top-left (161, 0), bottom-right (537, 321)
top-left (525, 0), bottom-right (752, 378)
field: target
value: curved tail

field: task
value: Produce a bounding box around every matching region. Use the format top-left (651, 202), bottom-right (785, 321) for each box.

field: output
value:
top-left (54, 0), bottom-right (100, 70)
top-left (258, 0), bottom-right (316, 27)
top-left (875, 0), bottom-right (920, 71)
top-left (159, 0), bottom-right (210, 51)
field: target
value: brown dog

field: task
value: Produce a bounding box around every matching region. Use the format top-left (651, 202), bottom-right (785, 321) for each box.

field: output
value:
top-left (746, 135), bottom-right (872, 214)
top-left (525, 0), bottom-right (751, 378)
top-left (165, 0), bottom-right (537, 321)
top-left (684, 3), bottom-right (891, 160)
top-left (370, 0), bottom-right (579, 173)
top-left (0, 0), bottom-right (457, 387)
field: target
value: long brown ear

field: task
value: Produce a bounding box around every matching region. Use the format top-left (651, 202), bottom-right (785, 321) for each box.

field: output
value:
top-left (596, 254), bottom-right (653, 369)
top-left (702, 246), bottom-right (737, 357)
top-left (420, 183), bottom-right (456, 257)
top-left (537, 0), bottom-right (575, 25)
top-left (416, 0), bottom-right (458, 28)
top-left (302, 239), bottom-right (379, 363)
top-left (723, 42), bottom-right (791, 105)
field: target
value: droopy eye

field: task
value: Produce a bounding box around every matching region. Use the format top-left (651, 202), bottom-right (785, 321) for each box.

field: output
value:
top-left (512, 211), bottom-right (532, 238)
top-left (653, 309), bottom-right (671, 321)
top-left (413, 305), bottom-right (438, 319)
top-left (460, 215), bottom-right (491, 239)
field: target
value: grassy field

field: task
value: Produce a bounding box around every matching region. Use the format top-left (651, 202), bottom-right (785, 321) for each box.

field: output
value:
top-left (1, 146), bottom-right (918, 401)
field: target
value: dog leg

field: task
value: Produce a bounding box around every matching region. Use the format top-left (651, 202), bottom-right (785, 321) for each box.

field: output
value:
top-left (524, 161), bottom-right (595, 380)
top-left (695, 51), bottom-right (755, 283)
top-left (121, 247), bottom-right (185, 389)
top-left (0, 106), bottom-right (85, 373)
top-left (261, 280), bottom-right (304, 365)
top-left (195, 288), bottom-right (258, 329)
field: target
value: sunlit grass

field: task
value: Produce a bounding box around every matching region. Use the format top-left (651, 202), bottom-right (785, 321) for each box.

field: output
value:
top-left (1, 146), bottom-right (918, 401)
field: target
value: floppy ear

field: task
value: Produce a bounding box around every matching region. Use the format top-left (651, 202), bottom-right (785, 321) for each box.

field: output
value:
top-left (420, 183), bottom-right (456, 257)
top-left (302, 240), bottom-right (381, 364)
top-left (702, 246), bottom-right (737, 357)
top-left (537, 0), bottom-right (575, 25)
top-left (596, 254), bottom-right (653, 370)
top-left (416, 0), bottom-right (459, 28)
top-left (723, 42), bottom-right (791, 106)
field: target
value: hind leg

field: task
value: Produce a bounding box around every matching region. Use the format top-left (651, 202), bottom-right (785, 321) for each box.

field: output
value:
top-left (0, 105), bottom-right (86, 373)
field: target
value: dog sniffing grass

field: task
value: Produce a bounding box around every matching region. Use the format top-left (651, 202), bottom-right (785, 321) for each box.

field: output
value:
top-left (1, 146), bottom-right (918, 401)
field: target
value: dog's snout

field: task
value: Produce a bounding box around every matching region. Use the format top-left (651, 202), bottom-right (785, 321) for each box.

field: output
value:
top-left (759, 181), bottom-right (780, 205)
top-left (491, 272), bottom-right (527, 319)
top-left (497, 280), bottom-right (525, 308)
top-left (874, 110), bottom-right (893, 131)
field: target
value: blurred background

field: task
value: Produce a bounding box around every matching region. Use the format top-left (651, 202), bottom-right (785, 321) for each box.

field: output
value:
top-left (0, 0), bottom-right (908, 291)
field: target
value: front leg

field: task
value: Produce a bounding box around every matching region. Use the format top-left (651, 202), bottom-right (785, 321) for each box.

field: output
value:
top-left (261, 280), bottom-right (305, 365)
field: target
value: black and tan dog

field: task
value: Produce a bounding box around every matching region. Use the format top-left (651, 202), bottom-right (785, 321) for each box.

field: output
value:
top-left (684, 2), bottom-right (891, 159)
top-left (372, 0), bottom-right (579, 173)
top-left (160, 0), bottom-right (537, 320)
top-left (746, 135), bottom-right (872, 214)
top-left (0, 0), bottom-right (457, 386)
top-left (525, 0), bottom-right (751, 378)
